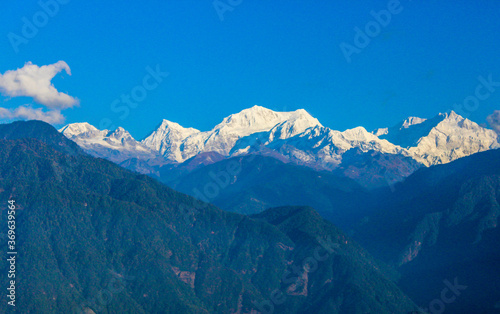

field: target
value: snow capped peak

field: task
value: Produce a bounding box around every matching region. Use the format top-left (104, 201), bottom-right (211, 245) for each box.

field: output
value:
top-left (372, 128), bottom-right (389, 136)
top-left (372, 117), bottom-right (426, 138)
top-left (156, 119), bottom-right (200, 133)
top-left (59, 122), bottom-right (96, 132)
top-left (59, 122), bottom-right (105, 138)
top-left (141, 119), bottom-right (200, 162)
top-left (377, 112), bottom-right (447, 148)
top-left (138, 106), bottom-right (324, 162)
top-left (337, 126), bottom-right (402, 154)
top-left (61, 107), bottom-right (500, 172)
top-left (217, 106), bottom-right (284, 131)
top-left (59, 122), bottom-right (99, 135)
top-left (161, 118), bottom-right (175, 126)
top-left (401, 117), bottom-right (426, 129)
top-left (342, 126), bottom-right (371, 138)
top-left (59, 123), bottom-right (156, 163)
top-left (143, 119), bottom-right (199, 141)
top-left (403, 111), bottom-right (499, 165)
top-left (441, 110), bottom-right (463, 121)
top-left (287, 108), bottom-right (322, 126)
top-left (266, 108), bottom-right (323, 141)
top-left (245, 105), bottom-right (271, 112)
top-left (215, 106), bottom-right (321, 135)
top-left (328, 126), bottom-right (372, 145)
top-left (107, 127), bottom-right (133, 140)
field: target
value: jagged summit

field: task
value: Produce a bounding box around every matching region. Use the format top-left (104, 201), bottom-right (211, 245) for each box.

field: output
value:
top-left (376, 111), bottom-right (499, 165)
top-left (59, 122), bottom-right (156, 163)
top-left (401, 116), bottom-right (427, 129)
top-left (158, 119), bottom-right (199, 132)
top-left (139, 106), bottom-right (323, 162)
top-left (372, 115), bottom-right (428, 137)
top-left (59, 122), bottom-right (106, 138)
top-left (59, 107), bottom-right (500, 170)
top-left (214, 106), bottom-right (321, 135)
top-left (108, 126), bottom-right (132, 138)
top-left (140, 119), bottom-right (200, 161)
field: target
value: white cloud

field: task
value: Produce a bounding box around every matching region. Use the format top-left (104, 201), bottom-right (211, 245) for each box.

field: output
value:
top-left (0, 61), bottom-right (79, 109)
top-left (487, 110), bottom-right (500, 134)
top-left (0, 106), bottom-right (64, 124)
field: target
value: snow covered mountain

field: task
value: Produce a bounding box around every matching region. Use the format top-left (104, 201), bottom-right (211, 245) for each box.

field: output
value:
top-left (59, 122), bottom-right (158, 163)
top-left (229, 124), bottom-right (407, 170)
top-left (373, 116), bottom-right (426, 137)
top-left (376, 111), bottom-right (499, 166)
top-left (141, 106), bottom-right (322, 162)
top-left (59, 107), bottom-right (499, 185)
top-left (141, 120), bottom-right (200, 162)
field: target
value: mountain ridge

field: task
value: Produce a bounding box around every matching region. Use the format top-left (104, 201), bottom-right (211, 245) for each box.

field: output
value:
top-left (0, 120), bottom-right (419, 313)
top-left (58, 107), bottom-right (499, 187)
top-left (352, 148), bottom-right (500, 313)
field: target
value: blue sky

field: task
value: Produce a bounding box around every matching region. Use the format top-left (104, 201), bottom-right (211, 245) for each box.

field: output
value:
top-left (1, 0), bottom-right (499, 139)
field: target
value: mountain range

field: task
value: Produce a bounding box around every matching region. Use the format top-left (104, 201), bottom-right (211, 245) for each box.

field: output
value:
top-left (161, 154), bottom-right (370, 230)
top-left (60, 106), bottom-right (499, 188)
top-left (2, 119), bottom-right (500, 312)
top-left (0, 121), bottom-right (419, 313)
